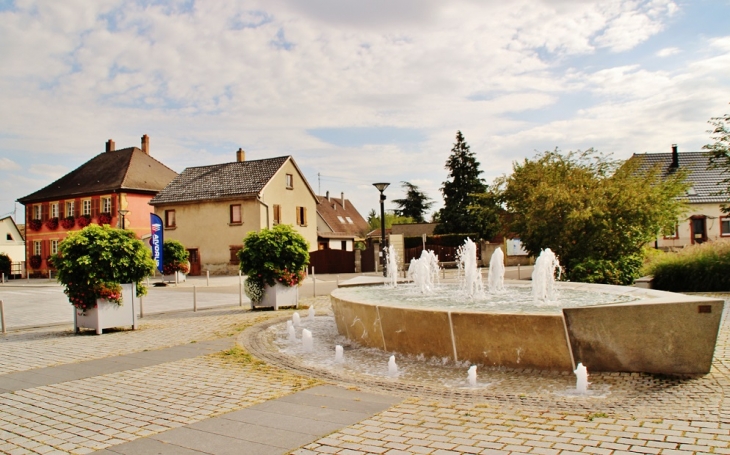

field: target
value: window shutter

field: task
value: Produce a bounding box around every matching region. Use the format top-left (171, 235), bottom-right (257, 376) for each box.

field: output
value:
top-left (59, 200), bottom-right (64, 218)
top-left (74, 199), bottom-right (80, 217)
top-left (41, 203), bottom-right (48, 222)
top-left (296, 207), bottom-right (301, 225)
top-left (111, 196), bottom-right (117, 217)
top-left (303, 207), bottom-right (307, 226)
top-left (92, 197), bottom-right (99, 217)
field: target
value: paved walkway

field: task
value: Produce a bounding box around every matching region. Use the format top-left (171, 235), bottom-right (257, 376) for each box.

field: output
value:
top-left (0, 281), bottom-right (727, 455)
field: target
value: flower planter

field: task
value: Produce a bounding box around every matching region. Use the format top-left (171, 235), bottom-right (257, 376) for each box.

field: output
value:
top-left (163, 271), bottom-right (187, 283)
top-left (74, 283), bottom-right (137, 335)
top-left (257, 282), bottom-right (299, 310)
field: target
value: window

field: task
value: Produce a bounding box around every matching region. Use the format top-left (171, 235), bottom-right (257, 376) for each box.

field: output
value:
top-left (337, 215), bottom-right (345, 223)
top-left (286, 173), bottom-right (293, 189)
top-left (345, 216), bottom-right (354, 224)
top-left (230, 204), bottom-right (242, 224)
top-left (273, 204), bottom-right (281, 225)
top-left (50, 239), bottom-right (58, 255)
top-left (662, 222), bottom-right (678, 239)
top-left (82, 199), bottom-right (91, 216)
top-left (165, 210), bottom-right (176, 228)
top-left (65, 201), bottom-right (75, 218)
top-left (296, 206), bottom-right (307, 226)
top-left (34, 241), bottom-right (42, 256)
top-left (50, 202), bottom-right (58, 219)
top-left (722, 217), bottom-right (730, 237)
top-left (33, 205), bottom-right (42, 220)
top-left (102, 197), bottom-right (112, 214)
top-left (229, 246), bottom-right (243, 264)
top-left (6, 234), bottom-right (12, 241)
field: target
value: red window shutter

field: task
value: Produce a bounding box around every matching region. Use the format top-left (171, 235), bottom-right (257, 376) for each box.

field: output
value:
top-left (42, 203), bottom-right (48, 222)
top-left (92, 197), bottom-right (99, 217)
top-left (111, 196), bottom-right (117, 217)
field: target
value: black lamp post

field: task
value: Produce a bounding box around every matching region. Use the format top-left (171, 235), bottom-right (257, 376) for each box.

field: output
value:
top-left (118, 209), bottom-right (129, 229)
top-left (373, 182), bottom-right (390, 276)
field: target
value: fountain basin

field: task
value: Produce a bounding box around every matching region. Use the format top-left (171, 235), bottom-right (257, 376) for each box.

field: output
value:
top-left (331, 281), bottom-right (724, 374)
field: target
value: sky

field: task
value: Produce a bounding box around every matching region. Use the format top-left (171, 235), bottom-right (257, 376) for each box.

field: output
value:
top-left (1, 0), bottom-right (729, 224)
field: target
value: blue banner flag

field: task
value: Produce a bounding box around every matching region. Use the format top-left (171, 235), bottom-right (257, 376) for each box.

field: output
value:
top-left (150, 213), bottom-right (164, 274)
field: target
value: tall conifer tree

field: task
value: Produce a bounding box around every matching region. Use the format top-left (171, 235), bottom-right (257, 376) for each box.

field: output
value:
top-left (435, 131), bottom-right (487, 234)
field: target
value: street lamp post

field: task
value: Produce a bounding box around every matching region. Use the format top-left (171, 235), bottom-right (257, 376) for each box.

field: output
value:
top-left (372, 182), bottom-right (390, 277)
top-left (118, 209), bottom-right (129, 229)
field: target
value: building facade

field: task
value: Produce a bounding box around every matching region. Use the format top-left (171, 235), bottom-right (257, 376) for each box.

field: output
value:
top-left (149, 151), bottom-right (318, 275)
top-left (17, 136), bottom-right (178, 277)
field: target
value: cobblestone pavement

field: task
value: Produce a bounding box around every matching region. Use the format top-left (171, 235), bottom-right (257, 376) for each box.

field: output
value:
top-left (0, 293), bottom-right (728, 455)
top-left (245, 296), bottom-right (730, 455)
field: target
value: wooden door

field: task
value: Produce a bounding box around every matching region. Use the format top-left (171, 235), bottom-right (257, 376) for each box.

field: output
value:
top-left (187, 248), bottom-right (201, 276)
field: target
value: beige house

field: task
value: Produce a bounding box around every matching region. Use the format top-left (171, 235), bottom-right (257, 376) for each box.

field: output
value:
top-left (0, 216), bottom-right (25, 277)
top-left (149, 150), bottom-right (318, 275)
top-left (633, 146), bottom-right (730, 249)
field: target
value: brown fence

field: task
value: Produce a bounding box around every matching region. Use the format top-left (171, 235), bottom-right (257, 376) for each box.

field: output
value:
top-left (404, 245), bottom-right (480, 265)
top-left (309, 249), bottom-right (356, 274)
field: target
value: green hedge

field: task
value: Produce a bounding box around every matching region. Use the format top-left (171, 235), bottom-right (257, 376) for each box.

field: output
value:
top-left (644, 240), bottom-right (730, 292)
top-left (568, 254), bottom-right (643, 286)
top-left (403, 233), bottom-right (478, 249)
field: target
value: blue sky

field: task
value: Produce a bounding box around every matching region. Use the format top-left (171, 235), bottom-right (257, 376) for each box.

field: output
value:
top-left (1, 0), bottom-right (729, 223)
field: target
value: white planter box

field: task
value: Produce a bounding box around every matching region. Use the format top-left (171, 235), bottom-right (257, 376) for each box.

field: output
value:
top-left (257, 282), bottom-right (299, 310)
top-left (74, 283), bottom-right (137, 334)
top-left (163, 271), bottom-right (186, 283)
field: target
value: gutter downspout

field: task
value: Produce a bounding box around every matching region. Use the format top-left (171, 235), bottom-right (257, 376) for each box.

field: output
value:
top-left (257, 194), bottom-right (270, 229)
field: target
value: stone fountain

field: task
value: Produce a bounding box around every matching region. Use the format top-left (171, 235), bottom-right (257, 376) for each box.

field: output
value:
top-left (331, 244), bottom-right (724, 374)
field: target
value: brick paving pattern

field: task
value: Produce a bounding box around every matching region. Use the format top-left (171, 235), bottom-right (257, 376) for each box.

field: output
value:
top-left (0, 292), bottom-right (728, 454)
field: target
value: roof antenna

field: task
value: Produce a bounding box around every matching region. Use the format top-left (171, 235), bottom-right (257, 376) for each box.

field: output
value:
top-left (318, 172), bottom-right (321, 195)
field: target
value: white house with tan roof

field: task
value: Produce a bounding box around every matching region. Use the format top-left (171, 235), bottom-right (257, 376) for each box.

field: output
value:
top-left (315, 191), bottom-right (369, 251)
top-left (149, 150), bottom-right (318, 275)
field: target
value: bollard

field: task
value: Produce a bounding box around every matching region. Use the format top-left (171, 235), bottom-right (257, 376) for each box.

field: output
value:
top-left (1, 272), bottom-right (4, 284)
top-left (48, 270), bottom-right (52, 280)
top-left (193, 285), bottom-right (197, 312)
top-left (206, 270), bottom-right (210, 287)
top-left (147, 276), bottom-right (150, 287)
top-left (336, 275), bottom-right (339, 288)
top-left (139, 295), bottom-right (144, 318)
top-left (311, 266), bottom-right (316, 297)
top-left (0, 299), bottom-right (5, 334)
top-left (239, 277), bottom-right (243, 307)
top-left (518, 264), bottom-right (521, 280)
top-left (442, 267), bottom-right (446, 280)
top-left (175, 271), bottom-right (178, 285)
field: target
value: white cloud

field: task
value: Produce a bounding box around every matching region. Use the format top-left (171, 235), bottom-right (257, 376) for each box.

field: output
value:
top-left (0, 158), bottom-right (20, 171)
top-left (29, 164), bottom-right (68, 180)
top-left (656, 46), bottom-right (681, 57)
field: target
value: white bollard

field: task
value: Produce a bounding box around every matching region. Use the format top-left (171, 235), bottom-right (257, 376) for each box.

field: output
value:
top-left (0, 299), bottom-right (6, 334)
top-left (1, 272), bottom-right (4, 284)
top-left (48, 270), bottom-right (52, 280)
top-left (336, 275), bottom-right (339, 288)
top-left (139, 295), bottom-right (144, 318)
top-left (193, 285), bottom-right (197, 312)
top-left (312, 267), bottom-right (316, 297)
top-left (206, 270), bottom-right (210, 287)
top-left (175, 271), bottom-right (179, 285)
top-left (239, 272), bottom-right (243, 307)
top-left (518, 264), bottom-right (521, 280)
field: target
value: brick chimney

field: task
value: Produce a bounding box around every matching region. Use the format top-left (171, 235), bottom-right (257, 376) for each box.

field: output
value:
top-left (341, 192), bottom-right (346, 210)
top-left (141, 134), bottom-right (150, 155)
top-left (670, 144), bottom-right (679, 169)
top-left (236, 148), bottom-right (245, 162)
top-left (326, 191), bottom-right (330, 201)
top-left (105, 139), bottom-right (115, 153)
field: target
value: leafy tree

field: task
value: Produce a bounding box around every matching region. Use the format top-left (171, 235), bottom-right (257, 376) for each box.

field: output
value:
top-left (434, 131), bottom-right (487, 235)
top-left (367, 211), bottom-right (415, 231)
top-left (499, 148), bottom-right (688, 284)
top-left (704, 105), bottom-right (730, 211)
top-left (392, 182), bottom-right (434, 222)
top-left (163, 240), bottom-right (190, 275)
top-left (467, 190), bottom-right (503, 241)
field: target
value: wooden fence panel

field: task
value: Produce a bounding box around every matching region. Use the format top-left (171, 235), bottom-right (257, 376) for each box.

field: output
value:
top-left (309, 249), bottom-right (356, 274)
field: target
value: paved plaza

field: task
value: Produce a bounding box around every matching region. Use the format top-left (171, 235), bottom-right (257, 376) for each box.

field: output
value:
top-left (0, 276), bottom-right (728, 454)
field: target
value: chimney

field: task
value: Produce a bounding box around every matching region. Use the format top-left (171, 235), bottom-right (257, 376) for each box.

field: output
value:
top-left (326, 191), bottom-right (330, 201)
top-left (105, 139), bottom-right (115, 153)
top-left (236, 148), bottom-right (245, 162)
top-left (671, 144), bottom-right (678, 169)
top-left (341, 192), bottom-right (346, 210)
top-left (141, 134), bottom-right (150, 155)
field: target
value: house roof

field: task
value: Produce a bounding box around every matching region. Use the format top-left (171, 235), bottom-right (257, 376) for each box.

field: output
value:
top-left (0, 216), bottom-right (24, 241)
top-left (631, 151), bottom-right (729, 204)
top-left (316, 194), bottom-right (369, 237)
top-left (391, 222), bottom-right (438, 237)
top-left (149, 156), bottom-right (291, 205)
top-left (18, 147), bottom-right (178, 204)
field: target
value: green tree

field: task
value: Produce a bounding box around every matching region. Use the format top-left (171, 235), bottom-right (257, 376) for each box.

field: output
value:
top-left (392, 181), bottom-right (434, 222)
top-left (704, 105), bottom-right (730, 211)
top-left (467, 190), bottom-right (503, 241)
top-left (163, 240), bottom-right (190, 275)
top-left (434, 131), bottom-right (487, 235)
top-left (0, 253), bottom-right (11, 278)
top-left (367, 212), bottom-right (415, 231)
top-left (499, 148), bottom-right (688, 284)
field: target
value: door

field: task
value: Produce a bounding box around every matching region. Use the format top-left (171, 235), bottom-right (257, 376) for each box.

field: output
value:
top-left (187, 248), bottom-right (201, 276)
top-left (691, 216), bottom-right (707, 244)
